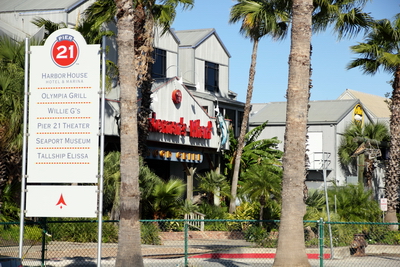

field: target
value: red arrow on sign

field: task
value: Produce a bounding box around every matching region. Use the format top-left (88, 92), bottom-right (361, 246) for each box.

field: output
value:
top-left (56, 194), bottom-right (67, 209)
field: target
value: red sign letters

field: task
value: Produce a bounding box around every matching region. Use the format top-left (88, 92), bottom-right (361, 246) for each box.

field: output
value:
top-left (149, 114), bottom-right (212, 139)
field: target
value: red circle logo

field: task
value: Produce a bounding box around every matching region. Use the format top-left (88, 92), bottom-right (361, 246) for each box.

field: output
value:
top-left (172, 89), bottom-right (182, 104)
top-left (51, 36), bottom-right (79, 68)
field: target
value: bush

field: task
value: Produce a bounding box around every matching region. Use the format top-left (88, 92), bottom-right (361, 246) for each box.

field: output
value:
top-left (0, 224), bottom-right (19, 244)
top-left (244, 225), bottom-right (278, 248)
top-left (102, 222), bottom-right (119, 243)
top-left (46, 218), bottom-right (118, 243)
top-left (25, 225), bottom-right (43, 243)
top-left (198, 203), bottom-right (229, 231)
top-left (141, 223), bottom-right (161, 245)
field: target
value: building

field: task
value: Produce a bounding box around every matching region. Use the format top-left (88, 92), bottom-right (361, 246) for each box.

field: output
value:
top-left (249, 99), bottom-right (375, 190)
top-left (0, 0), bottom-right (96, 40)
top-left (105, 27), bottom-right (245, 200)
top-left (337, 89), bottom-right (390, 124)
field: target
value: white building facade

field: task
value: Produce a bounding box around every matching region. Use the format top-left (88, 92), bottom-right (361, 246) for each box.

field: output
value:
top-left (249, 99), bottom-right (377, 191)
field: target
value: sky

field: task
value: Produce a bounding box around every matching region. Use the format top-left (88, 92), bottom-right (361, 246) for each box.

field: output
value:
top-left (171, 0), bottom-right (400, 103)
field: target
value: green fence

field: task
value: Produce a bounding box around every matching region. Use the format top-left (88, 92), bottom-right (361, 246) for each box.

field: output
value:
top-left (1, 219), bottom-right (400, 266)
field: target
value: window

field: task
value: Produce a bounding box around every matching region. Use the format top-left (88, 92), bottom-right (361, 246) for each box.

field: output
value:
top-left (205, 61), bottom-right (219, 92)
top-left (152, 48), bottom-right (166, 78)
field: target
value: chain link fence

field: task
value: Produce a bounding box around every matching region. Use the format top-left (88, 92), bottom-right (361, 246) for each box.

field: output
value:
top-left (1, 219), bottom-right (400, 266)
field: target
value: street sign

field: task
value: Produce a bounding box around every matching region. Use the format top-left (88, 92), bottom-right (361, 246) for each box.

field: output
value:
top-left (26, 185), bottom-right (98, 217)
top-left (27, 29), bottom-right (100, 183)
top-left (380, 198), bottom-right (388, 212)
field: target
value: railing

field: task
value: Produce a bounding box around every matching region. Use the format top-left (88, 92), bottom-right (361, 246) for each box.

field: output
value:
top-left (184, 211), bottom-right (205, 231)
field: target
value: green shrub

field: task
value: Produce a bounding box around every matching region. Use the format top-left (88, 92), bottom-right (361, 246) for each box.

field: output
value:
top-left (102, 222), bottom-right (119, 243)
top-left (244, 225), bottom-right (278, 248)
top-left (198, 203), bottom-right (229, 231)
top-left (305, 237), bottom-right (319, 247)
top-left (25, 225), bottom-right (42, 243)
top-left (374, 229), bottom-right (400, 245)
top-left (141, 223), bottom-right (161, 245)
top-left (46, 218), bottom-right (118, 243)
top-left (0, 224), bottom-right (19, 243)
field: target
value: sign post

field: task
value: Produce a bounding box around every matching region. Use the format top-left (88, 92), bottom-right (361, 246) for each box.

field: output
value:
top-left (20, 29), bottom-right (103, 265)
top-left (380, 198), bottom-right (388, 222)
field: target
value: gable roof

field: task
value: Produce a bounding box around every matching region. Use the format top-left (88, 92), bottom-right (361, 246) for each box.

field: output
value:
top-left (337, 89), bottom-right (390, 119)
top-left (0, 0), bottom-right (89, 13)
top-left (173, 28), bottom-right (231, 57)
top-left (249, 99), bottom-right (362, 126)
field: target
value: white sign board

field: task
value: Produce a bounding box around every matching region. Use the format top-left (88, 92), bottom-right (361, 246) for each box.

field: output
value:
top-left (380, 198), bottom-right (388, 212)
top-left (26, 185), bottom-right (98, 217)
top-left (27, 29), bottom-right (100, 183)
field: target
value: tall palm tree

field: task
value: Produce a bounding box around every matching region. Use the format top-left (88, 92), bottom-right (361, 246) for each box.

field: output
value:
top-left (228, 0), bottom-right (289, 214)
top-left (273, 1), bottom-right (373, 265)
top-left (240, 159), bottom-right (282, 224)
top-left (272, 0), bottom-right (313, 266)
top-left (347, 15), bottom-right (400, 229)
top-left (113, 0), bottom-right (143, 266)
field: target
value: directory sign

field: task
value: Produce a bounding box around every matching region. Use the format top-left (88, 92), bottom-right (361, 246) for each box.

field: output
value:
top-left (27, 29), bottom-right (100, 183)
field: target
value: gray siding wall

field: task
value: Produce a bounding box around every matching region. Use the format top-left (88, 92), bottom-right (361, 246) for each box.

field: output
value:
top-left (0, 0), bottom-right (95, 40)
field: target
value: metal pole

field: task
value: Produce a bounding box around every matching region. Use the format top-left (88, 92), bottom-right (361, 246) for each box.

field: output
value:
top-left (40, 218), bottom-right (47, 266)
top-left (184, 221), bottom-right (189, 267)
top-left (319, 218), bottom-right (324, 267)
top-left (97, 36), bottom-right (106, 267)
top-left (322, 152), bottom-right (334, 259)
top-left (19, 37), bottom-right (30, 259)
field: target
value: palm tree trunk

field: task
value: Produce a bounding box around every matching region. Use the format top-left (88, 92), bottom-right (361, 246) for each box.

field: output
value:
top-left (114, 0), bottom-right (144, 266)
top-left (273, 0), bottom-right (313, 266)
top-left (357, 154), bottom-right (365, 185)
top-left (135, 4), bottom-right (154, 157)
top-left (229, 39), bottom-right (259, 213)
top-left (385, 66), bottom-right (400, 230)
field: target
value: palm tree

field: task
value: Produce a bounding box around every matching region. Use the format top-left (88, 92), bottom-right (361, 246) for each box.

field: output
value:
top-left (240, 159), bottom-right (282, 224)
top-left (196, 170), bottom-right (230, 206)
top-left (31, 18), bottom-right (67, 39)
top-left (273, 1), bottom-right (373, 265)
top-left (150, 178), bottom-right (185, 219)
top-left (329, 183), bottom-right (381, 222)
top-left (113, 0), bottom-right (143, 266)
top-left (223, 120), bottom-right (283, 207)
top-left (338, 121), bottom-right (389, 188)
top-left (228, 0), bottom-right (289, 214)
top-left (311, 0), bottom-right (372, 39)
top-left (347, 15), bottom-right (400, 229)
top-left (304, 184), bottom-right (381, 222)
top-left (272, 0), bottom-right (313, 266)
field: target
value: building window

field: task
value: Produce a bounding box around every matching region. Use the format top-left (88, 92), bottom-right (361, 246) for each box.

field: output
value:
top-left (152, 48), bottom-right (166, 78)
top-left (205, 61), bottom-right (219, 92)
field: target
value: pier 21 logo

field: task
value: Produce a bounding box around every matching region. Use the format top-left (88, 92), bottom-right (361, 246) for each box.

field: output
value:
top-left (51, 34), bottom-right (79, 68)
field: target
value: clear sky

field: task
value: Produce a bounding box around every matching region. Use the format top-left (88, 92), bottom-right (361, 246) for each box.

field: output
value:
top-left (171, 0), bottom-right (400, 103)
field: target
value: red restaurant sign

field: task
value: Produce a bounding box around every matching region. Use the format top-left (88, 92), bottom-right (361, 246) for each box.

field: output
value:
top-left (149, 114), bottom-right (212, 139)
